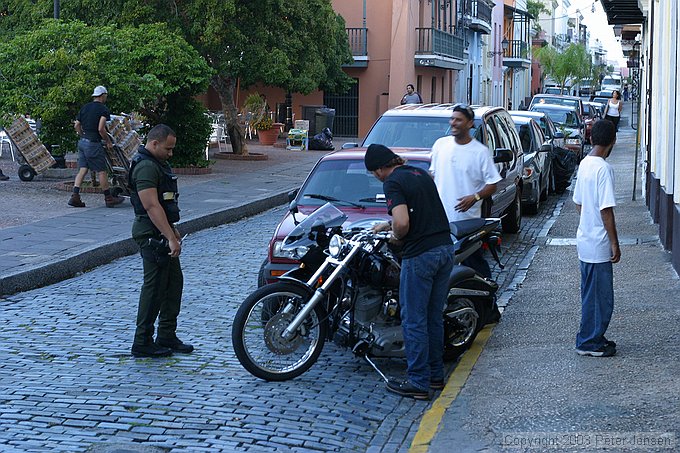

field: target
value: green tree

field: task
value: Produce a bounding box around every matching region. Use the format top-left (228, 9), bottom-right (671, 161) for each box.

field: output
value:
top-left (40, 0), bottom-right (354, 155)
top-left (0, 20), bottom-right (212, 164)
top-left (535, 43), bottom-right (592, 94)
top-left (527, 0), bottom-right (550, 32)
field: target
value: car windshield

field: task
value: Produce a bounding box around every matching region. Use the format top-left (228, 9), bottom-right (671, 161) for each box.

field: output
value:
top-left (362, 116), bottom-right (450, 148)
top-left (534, 97), bottom-right (579, 111)
top-left (532, 108), bottom-right (579, 127)
top-left (298, 158), bottom-right (431, 207)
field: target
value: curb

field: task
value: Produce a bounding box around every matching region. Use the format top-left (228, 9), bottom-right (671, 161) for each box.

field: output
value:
top-left (0, 191), bottom-right (289, 297)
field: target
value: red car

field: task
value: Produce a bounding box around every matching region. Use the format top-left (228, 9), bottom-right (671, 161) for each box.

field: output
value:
top-left (259, 149), bottom-right (431, 285)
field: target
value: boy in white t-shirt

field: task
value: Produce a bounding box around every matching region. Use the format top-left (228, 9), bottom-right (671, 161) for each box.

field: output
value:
top-left (572, 119), bottom-right (620, 357)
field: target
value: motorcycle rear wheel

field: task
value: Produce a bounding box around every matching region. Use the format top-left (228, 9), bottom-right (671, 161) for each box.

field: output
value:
top-left (442, 297), bottom-right (484, 361)
top-left (231, 282), bottom-right (328, 381)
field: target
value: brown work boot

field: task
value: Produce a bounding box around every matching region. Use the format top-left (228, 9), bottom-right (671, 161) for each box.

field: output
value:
top-left (68, 193), bottom-right (86, 207)
top-left (105, 194), bottom-right (125, 208)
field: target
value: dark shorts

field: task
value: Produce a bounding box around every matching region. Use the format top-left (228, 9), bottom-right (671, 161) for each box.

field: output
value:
top-left (77, 138), bottom-right (107, 172)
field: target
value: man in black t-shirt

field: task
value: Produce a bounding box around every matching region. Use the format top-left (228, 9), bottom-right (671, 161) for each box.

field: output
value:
top-left (68, 85), bottom-right (124, 208)
top-left (366, 144), bottom-right (454, 401)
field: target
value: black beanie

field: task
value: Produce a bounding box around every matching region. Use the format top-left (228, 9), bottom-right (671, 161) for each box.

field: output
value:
top-left (364, 144), bottom-right (398, 171)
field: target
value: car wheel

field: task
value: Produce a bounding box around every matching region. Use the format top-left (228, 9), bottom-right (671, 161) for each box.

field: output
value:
top-left (501, 189), bottom-right (522, 233)
top-left (257, 257), bottom-right (269, 287)
top-left (540, 177), bottom-right (549, 202)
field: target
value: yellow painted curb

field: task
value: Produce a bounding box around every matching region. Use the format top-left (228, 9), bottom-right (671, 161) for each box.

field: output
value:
top-left (409, 324), bottom-right (496, 453)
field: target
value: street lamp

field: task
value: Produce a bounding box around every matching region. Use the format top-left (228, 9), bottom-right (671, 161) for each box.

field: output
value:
top-left (488, 38), bottom-right (509, 57)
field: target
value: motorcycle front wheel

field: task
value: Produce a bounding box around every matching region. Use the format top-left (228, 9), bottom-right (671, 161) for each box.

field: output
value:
top-left (231, 282), bottom-right (328, 381)
top-left (442, 297), bottom-right (485, 361)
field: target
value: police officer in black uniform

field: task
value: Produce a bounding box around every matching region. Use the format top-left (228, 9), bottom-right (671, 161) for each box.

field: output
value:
top-left (129, 124), bottom-right (193, 358)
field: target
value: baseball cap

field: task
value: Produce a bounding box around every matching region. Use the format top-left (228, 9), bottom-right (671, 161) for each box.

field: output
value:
top-left (92, 86), bottom-right (108, 97)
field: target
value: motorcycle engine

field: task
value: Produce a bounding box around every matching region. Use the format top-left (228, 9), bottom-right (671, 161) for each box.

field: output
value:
top-left (354, 287), bottom-right (383, 323)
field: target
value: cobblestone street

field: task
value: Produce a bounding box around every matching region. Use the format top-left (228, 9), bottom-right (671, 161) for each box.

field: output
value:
top-left (0, 190), bottom-right (566, 452)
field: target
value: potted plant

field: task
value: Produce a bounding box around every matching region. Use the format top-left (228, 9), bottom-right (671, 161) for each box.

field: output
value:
top-left (253, 116), bottom-right (281, 145)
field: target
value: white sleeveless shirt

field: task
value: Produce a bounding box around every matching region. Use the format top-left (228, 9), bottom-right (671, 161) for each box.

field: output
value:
top-left (607, 100), bottom-right (621, 117)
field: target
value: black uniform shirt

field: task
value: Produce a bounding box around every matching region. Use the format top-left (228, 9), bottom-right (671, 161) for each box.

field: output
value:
top-left (383, 165), bottom-right (452, 259)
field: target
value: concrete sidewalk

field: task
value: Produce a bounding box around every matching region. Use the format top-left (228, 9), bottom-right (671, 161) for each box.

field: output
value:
top-left (0, 140), bottom-right (344, 296)
top-left (421, 118), bottom-right (680, 451)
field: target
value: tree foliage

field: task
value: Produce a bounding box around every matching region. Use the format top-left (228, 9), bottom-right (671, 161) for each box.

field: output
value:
top-left (40, 0), bottom-right (354, 155)
top-left (535, 43), bottom-right (592, 93)
top-left (0, 20), bottom-right (212, 163)
top-left (2, 0), bottom-right (355, 155)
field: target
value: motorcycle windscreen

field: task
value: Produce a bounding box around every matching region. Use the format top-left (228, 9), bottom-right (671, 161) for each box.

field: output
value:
top-left (283, 202), bottom-right (347, 249)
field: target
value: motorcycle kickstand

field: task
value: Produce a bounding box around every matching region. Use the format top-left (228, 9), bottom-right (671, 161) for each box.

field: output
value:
top-left (362, 354), bottom-right (389, 383)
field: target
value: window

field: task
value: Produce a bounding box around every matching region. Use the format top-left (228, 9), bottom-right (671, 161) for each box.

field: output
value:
top-left (362, 116), bottom-right (451, 148)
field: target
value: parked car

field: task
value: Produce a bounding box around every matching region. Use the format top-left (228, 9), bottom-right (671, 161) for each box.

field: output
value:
top-left (600, 75), bottom-right (621, 93)
top-left (591, 96), bottom-right (612, 113)
top-left (259, 104), bottom-right (525, 285)
top-left (348, 104), bottom-right (524, 232)
top-left (584, 101), bottom-right (605, 119)
top-left (594, 90), bottom-right (614, 98)
top-left (509, 115), bottom-right (552, 214)
top-left (528, 94), bottom-right (586, 119)
top-left (544, 86), bottom-right (564, 95)
top-left (581, 102), bottom-right (602, 144)
top-left (509, 110), bottom-right (565, 151)
top-left (529, 103), bottom-right (585, 160)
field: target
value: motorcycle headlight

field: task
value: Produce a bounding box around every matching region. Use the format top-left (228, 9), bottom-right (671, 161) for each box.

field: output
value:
top-left (566, 138), bottom-right (581, 145)
top-left (328, 234), bottom-right (347, 258)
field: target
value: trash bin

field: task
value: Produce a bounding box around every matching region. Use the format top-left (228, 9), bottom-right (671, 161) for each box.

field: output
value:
top-left (302, 105), bottom-right (326, 135)
top-left (315, 108), bottom-right (335, 135)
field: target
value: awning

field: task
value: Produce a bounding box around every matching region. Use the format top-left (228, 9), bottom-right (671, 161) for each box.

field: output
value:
top-left (600, 0), bottom-right (645, 25)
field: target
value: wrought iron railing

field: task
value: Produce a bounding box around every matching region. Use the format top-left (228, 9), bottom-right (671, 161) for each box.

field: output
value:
top-left (505, 39), bottom-right (529, 59)
top-left (465, 0), bottom-right (492, 25)
top-left (346, 27), bottom-right (368, 56)
top-left (415, 28), bottom-right (465, 60)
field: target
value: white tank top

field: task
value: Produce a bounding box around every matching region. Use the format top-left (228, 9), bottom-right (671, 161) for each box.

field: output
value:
top-left (607, 100), bottom-right (621, 117)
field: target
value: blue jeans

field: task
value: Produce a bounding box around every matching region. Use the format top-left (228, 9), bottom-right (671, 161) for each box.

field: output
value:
top-left (576, 261), bottom-right (614, 351)
top-left (400, 244), bottom-right (455, 391)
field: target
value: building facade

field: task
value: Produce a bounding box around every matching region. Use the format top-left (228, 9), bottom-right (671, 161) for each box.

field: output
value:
top-left (601, 0), bottom-right (680, 273)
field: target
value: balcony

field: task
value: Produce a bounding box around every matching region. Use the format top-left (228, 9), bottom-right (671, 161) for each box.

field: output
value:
top-left (415, 28), bottom-right (465, 70)
top-left (464, 0), bottom-right (492, 34)
top-left (344, 27), bottom-right (368, 68)
top-left (503, 39), bottom-right (531, 69)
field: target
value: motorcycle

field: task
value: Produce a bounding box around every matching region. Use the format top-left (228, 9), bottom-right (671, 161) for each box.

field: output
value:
top-left (231, 202), bottom-right (503, 382)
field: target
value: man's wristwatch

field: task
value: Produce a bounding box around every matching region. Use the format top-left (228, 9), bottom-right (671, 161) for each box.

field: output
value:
top-left (474, 193), bottom-right (481, 202)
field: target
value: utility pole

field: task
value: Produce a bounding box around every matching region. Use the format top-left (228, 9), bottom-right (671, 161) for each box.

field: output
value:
top-left (54, 0), bottom-right (60, 19)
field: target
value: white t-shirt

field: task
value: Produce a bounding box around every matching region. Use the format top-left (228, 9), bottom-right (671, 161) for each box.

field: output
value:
top-left (430, 136), bottom-right (502, 222)
top-left (572, 155), bottom-right (616, 263)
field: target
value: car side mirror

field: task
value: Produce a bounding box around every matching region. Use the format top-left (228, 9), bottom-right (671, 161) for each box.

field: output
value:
top-left (494, 148), bottom-right (513, 163)
top-left (288, 189), bottom-right (299, 214)
top-left (341, 142), bottom-right (359, 149)
top-left (287, 189), bottom-right (299, 204)
top-left (539, 143), bottom-right (552, 153)
top-left (554, 131), bottom-right (565, 139)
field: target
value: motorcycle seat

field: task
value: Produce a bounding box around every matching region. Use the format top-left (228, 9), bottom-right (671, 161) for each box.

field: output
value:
top-left (448, 265), bottom-right (477, 286)
top-left (449, 218), bottom-right (487, 239)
